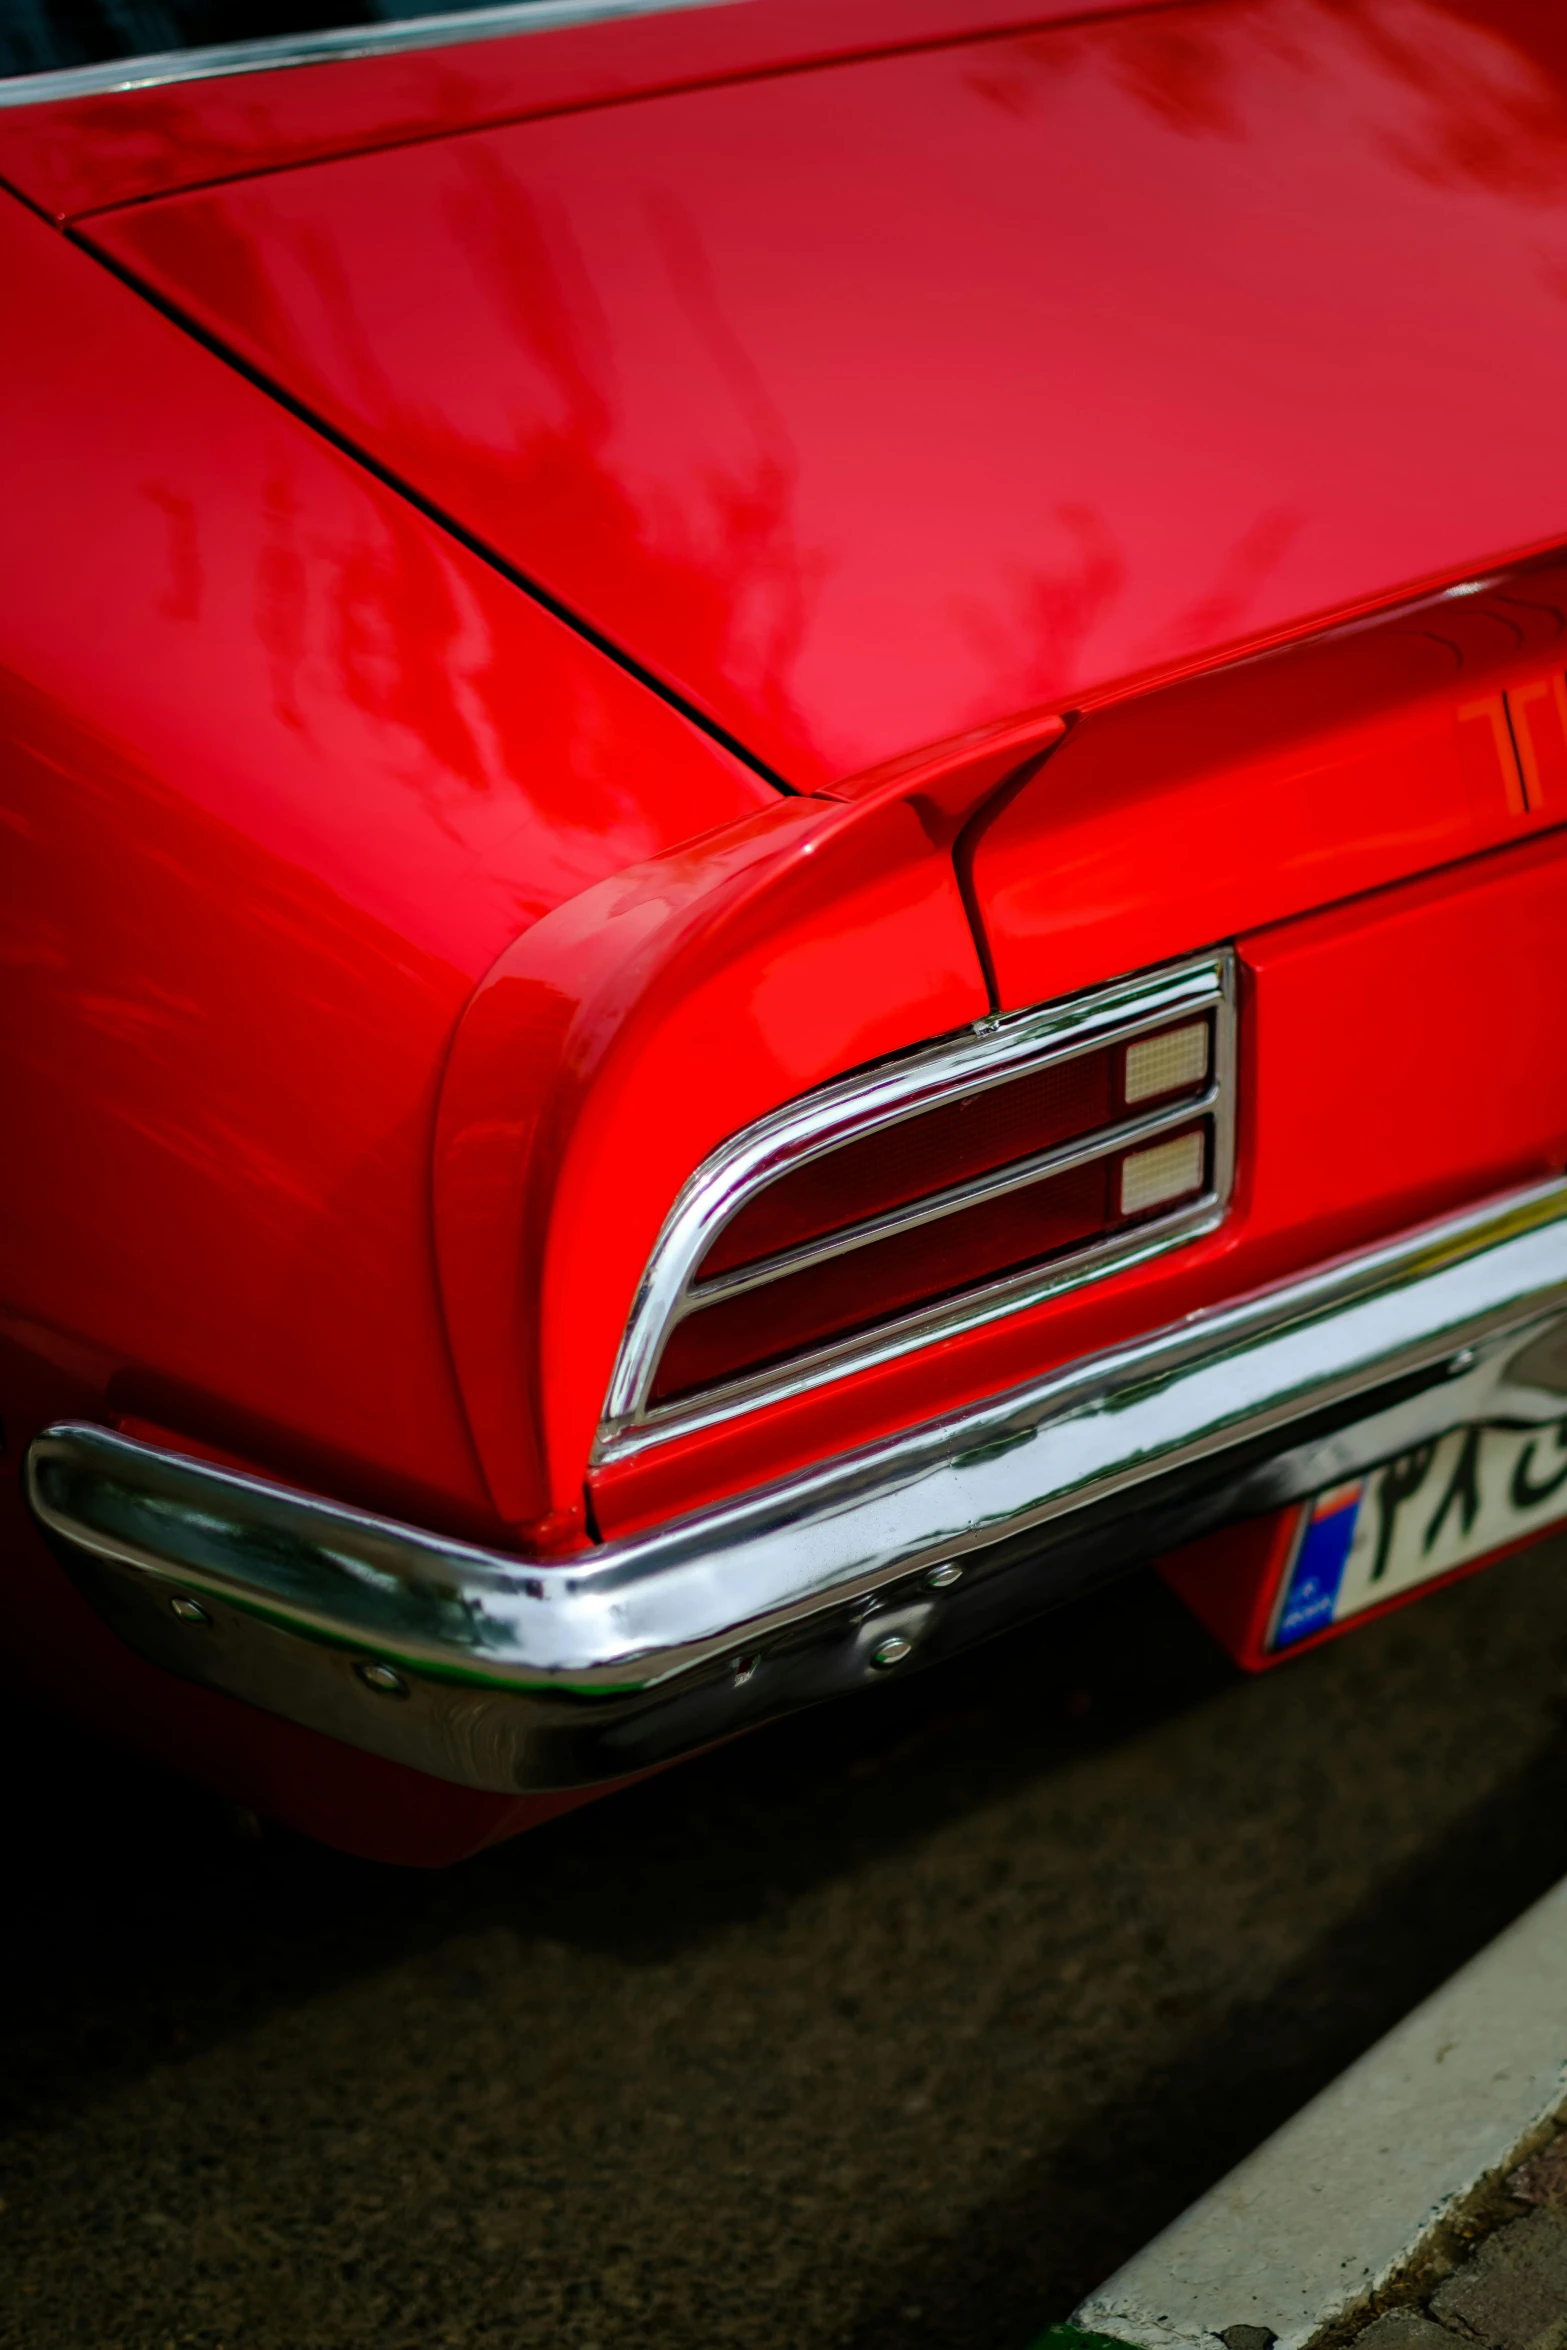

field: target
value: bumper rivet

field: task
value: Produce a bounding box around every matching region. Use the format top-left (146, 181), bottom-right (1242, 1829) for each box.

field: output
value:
top-left (870, 1632), bottom-right (915, 1670)
top-left (924, 1561), bottom-right (963, 1589)
top-left (169, 1595), bottom-right (210, 1626)
top-left (355, 1660), bottom-right (409, 1698)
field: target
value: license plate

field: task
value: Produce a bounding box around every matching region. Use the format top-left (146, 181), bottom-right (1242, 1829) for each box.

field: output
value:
top-left (1270, 1416), bottom-right (1567, 1651)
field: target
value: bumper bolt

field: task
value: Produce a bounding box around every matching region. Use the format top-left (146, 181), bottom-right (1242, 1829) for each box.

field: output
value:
top-left (870, 1632), bottom-right (915, 1670)
top-left (924, 1561), bottom-right (962, 1589)
top-left (169, 1595), bottom-right (210, 1626)
top-left (355, 1660), bottom-right (409, 1698)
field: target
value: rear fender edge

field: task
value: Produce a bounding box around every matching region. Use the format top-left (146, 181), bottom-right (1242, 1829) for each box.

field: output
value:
top-left (432, 762), bottom-right (1032, 1539)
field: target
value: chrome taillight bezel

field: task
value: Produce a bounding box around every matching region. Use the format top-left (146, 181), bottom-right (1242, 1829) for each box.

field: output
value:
top-left (594, 948), bottom-right (1238, 1462)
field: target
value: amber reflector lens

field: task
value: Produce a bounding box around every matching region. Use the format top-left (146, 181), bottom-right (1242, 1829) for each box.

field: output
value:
top-left (700, 1044), bottom-right (1115, 1279)
top-left (1117, 1128), bottom-right (1206, 1217)
top-left (1122, 1019), bottom-right (1210, 1106)
top-left (652, 1159), bottom-right (1111, 1405)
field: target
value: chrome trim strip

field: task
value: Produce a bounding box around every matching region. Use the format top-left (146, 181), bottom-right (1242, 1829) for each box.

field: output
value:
top-left (598, 951), bottom-right (1235, 1457)
top-left (622, 1181), bottom-right (1229, 1447)
top-left (681, 1088), bottom-right (1216, 1310)
top-left (26, 1176), bottom-right (1567, 1786)
top-left (0, 0), bottom-right (738, 108)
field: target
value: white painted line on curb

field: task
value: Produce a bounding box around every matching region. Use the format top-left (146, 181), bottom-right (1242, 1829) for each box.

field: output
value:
top-left (1074, 1873), bottom-right (1567, 2350)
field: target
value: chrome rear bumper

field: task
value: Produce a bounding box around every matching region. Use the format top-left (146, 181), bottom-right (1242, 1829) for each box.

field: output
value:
top-left (27, 1178), bottom-right (1567, 1792)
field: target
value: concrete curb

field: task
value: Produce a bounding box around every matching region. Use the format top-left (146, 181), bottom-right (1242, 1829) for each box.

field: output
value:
top-left (1069, 1874), bottom-right (1567, 2350)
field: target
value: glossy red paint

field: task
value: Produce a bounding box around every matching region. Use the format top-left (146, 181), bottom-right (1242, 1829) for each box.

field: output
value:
top-left (435, 788), bottom-right (991, 1530)
top-left (967, 566), bottom-right (1567, 1011)
top-left (88, 0), bottom-right (1567, 786)
top-left (433, 702), bottom-right (1082, 1530)
top-left (0, 1), bottom-right (1169, 223)
top-left (1155, 1511), bottom-right (1298, 1671)
top-left (0, 192), bottom-right (773, 1848)
top-left (0, 192), bottom-right (766, 1514)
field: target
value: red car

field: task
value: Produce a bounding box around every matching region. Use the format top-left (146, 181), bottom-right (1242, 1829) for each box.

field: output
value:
top-left (6, 0), bottom-right (1567, 1866)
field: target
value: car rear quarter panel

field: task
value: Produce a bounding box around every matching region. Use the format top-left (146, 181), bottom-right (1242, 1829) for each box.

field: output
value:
top-left (0, 192), bottom-right (768, 1552)
top-left (433, 788), bottom-right (991, 1536)
top-left (0, 190), bottom-right (787, 1854)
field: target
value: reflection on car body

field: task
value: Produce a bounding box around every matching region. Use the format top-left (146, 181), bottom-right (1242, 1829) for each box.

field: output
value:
top-left (5, 0), bottom-right (1567, 1862)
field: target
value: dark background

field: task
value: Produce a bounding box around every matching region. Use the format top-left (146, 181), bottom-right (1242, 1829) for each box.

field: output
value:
top-left (6, 1535), bottom-right (1567, 2349)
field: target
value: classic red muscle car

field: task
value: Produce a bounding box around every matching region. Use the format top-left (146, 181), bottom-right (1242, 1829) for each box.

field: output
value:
top-left (5, 0), bottom-right (1567, 1865)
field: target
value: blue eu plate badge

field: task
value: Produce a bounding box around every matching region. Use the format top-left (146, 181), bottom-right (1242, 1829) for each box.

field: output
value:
top-left (1270, 1418), bottom-right (1567, 1652)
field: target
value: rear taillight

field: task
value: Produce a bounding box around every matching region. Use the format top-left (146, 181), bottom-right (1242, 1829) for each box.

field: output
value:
top-left (600, 953), bottom-right (1235, 1455)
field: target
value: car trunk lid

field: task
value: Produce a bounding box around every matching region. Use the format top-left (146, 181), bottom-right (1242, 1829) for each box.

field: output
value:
top-left (83, 0), bottom-right (1567, 795)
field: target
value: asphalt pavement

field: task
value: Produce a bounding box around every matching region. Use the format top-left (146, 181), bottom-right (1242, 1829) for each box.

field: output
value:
top-left (8, 1535), bottom-right (1567, 2350)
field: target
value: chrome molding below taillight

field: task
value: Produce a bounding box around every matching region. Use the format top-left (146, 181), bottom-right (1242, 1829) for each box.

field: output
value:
top-left (595, 949), bottom-right (1238, 1461)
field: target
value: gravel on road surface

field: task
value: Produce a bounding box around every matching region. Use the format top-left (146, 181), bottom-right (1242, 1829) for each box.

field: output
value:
top-left (7, 1536), bottom-right (1567, 2350)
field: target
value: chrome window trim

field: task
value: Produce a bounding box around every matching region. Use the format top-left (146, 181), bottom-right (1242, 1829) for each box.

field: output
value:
top-left (0, 0), bottom-right (738, 108)
top-left (596, 950), bottom-right (1236, 1462)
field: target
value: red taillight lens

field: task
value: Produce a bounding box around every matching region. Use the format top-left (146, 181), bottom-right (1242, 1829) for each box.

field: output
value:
top-left (602, 957), bottom-right (1235, 1450)
top-left (653, 1092), bottom-right (1212, 1406)
top-left (653, 1155), bottom-right (1116, 1405)
top-left (699, 1042), bottom-right (1117, 1278)
top-left (700, 1014), bottom-right (1212, 1286)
